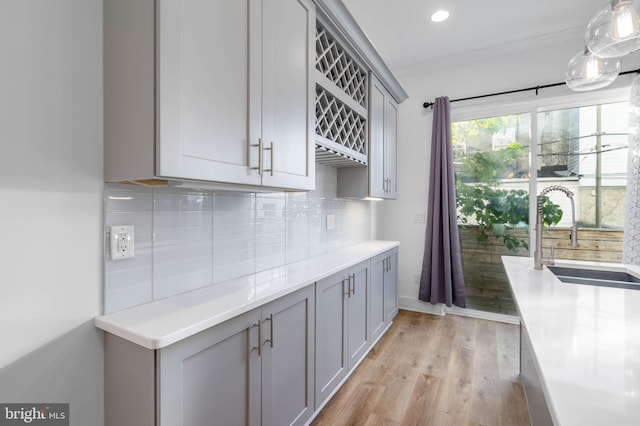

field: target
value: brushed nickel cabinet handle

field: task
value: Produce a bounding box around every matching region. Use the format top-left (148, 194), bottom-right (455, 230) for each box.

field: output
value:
top-left (343, 279), bottom-right (349, 298)
top-left (251, 138), bottom-right (264, 175)
top-left (350, 274), bottom-right (355, 295)
top-left (264, 314), bottom-right (274, 348)
top-left (264, 142), bottom-right (274, 176)
top-left (252, 320), bottom-right (262, 356)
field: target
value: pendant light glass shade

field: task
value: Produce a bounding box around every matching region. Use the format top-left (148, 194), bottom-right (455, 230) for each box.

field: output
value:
top-left (565, 47), bottom-right (621, 91)
top-left (586, 0), bottom-right (640, 58)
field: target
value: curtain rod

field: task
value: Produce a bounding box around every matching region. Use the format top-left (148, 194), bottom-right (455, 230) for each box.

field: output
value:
top-left (422, 68), bottom-right (640, 109)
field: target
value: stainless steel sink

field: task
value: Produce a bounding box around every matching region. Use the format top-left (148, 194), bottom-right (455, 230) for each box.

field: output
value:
top-left (548, 266), bottom-right (640, 290)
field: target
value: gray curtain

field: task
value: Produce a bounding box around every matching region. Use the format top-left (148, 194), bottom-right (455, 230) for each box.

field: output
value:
top-left (418, 97), bottom-right (466, 308)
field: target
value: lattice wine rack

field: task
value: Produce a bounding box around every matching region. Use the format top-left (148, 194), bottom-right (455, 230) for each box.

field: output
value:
top-left (315, 22), bottom-right (368, 166)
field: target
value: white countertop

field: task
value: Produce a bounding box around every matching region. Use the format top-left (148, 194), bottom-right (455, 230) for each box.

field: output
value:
top-left (502, 256), bottom-right (640, 426)
top-left (95, 240), bottom-right (398, 350)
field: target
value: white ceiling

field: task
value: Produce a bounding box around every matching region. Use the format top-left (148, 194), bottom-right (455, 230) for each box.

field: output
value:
top-left (342, 0), bottom-right (608, 70)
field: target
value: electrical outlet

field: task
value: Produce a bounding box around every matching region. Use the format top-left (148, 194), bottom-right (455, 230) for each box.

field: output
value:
top-left (326, 214), bottom-right (335, 230)
top-left (110, 225), bottom-right (134, 260)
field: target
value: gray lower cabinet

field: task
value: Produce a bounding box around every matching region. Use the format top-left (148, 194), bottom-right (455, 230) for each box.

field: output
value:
top-left (315, 260), bottom-right (370, 409)
top-left (104, 250), bottom-right (398, 425)
top-left (347, 261), bottom-right (370, 368)
top-left (384, 247), bottom-right (399, 322)
top-left (261, 286), bottom-right (315, 426)
top-left (315, 268), bottom-right (348, 408)
top-left (105, 286), bottom-right (315, 426)
top-left (157, 309), bottom-right (262, 426)
top-left (370, 253), bottom-right (387, 342)
top-left (370, 247), bottom-right (399, 343)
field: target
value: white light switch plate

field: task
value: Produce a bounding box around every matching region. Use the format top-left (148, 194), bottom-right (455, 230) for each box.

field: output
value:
top-left (326, 214), bottom-right (335, 231)
top-left (110, 225), bottom-right (134, 260)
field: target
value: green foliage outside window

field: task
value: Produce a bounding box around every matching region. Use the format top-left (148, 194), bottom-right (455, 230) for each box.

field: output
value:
top-left (456, 181), bottom-right (563, 252)
top-left (453, 125), bottom-right (563, 253)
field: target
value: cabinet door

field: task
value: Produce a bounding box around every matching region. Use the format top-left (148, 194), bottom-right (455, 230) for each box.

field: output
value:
top-left (157, 308), bottom-right (261, 426)
top-left (261, 286), bottom-right (315, 426)
top-left (385, 98), bottom-right (398, 199)
top-left (347, 260), bottom-right (370, 369)
top-left (260, 0), bottom-right (315, 190)
top-left (156, 0), bottom-right (261, 185)
top-left (385, 248), bottom-right (399, 322)
top-left (368, 74), bottom-right (387, 198)
top-left (315, 271), bottom-right (348, 408)
top-left (370, 254), bottom-right (386, 342)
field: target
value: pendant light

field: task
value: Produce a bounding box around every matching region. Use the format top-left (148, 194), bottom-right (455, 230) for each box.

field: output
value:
top-left (565, 47), bottom-right (621, 91)
top-left (586, 0), bottom-right (640, 58)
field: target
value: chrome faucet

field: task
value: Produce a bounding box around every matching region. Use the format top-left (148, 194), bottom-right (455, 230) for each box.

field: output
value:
top-left (534, 185), bottom-right (579, 270)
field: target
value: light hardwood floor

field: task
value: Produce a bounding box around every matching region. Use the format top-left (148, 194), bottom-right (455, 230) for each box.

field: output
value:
top-left (311, 309), bottom-right (530, 426)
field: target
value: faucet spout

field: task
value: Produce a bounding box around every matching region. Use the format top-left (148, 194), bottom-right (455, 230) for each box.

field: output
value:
top-left (534, 185), bottom-right (579, 270)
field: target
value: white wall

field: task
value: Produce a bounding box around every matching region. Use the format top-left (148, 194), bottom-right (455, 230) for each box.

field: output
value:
top-left (383, 30), bottom-right (640, 313)
top-left (0, 1), bottom-right (104, 424)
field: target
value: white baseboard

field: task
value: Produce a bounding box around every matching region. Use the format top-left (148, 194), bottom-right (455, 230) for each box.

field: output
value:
top-left (398, 296), bottom-right (445, 315)
top-left (398, 296), bottom-right (520, 325)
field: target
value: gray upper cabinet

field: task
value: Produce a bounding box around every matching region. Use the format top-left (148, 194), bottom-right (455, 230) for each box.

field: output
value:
top-left (368, 76), bottom-right (386, 198)
top-left (258, 0), bottom-right (316, 190)
top-left (314, 0), bottom-right (407, 200)
top-left (337, 74), bottom-right (399, 199)
top-left (384, 93), bottom-right (399, 199)
top-left (368, 73), bottom-right (399, 199)
top-left (104, 0), bottom-right (315, 191)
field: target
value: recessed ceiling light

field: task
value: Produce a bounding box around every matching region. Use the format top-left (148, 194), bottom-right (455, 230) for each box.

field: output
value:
top-left (431, 10), bottom-right (449, 23)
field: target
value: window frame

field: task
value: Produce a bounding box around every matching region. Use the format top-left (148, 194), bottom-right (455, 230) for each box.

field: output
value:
top-left (450, 86), bottom-right (631, 256)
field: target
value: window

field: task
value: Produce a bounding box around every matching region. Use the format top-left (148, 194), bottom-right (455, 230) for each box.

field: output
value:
top-left (538, 101), bottom-right (628, 229)
top-left (453, 113), bottom-right (533, 252)
top-left (452, 113), bottom-right (532, 315)
top-left (452, 99), bottom-right (628, 315)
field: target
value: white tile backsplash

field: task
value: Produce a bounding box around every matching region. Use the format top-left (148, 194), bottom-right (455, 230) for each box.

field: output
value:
top-left (104, 166), bottom-right (372, 313)
top-left (255, 193), bottom-right (286, 272)
top-left (152, 191), bottom-right (213, 300)
top-left (286, 192), bottom-right (310, 264)
top-left (104, 185), bottom-right (153, 313)
top-left (213, 192), bottom-right (255, 283)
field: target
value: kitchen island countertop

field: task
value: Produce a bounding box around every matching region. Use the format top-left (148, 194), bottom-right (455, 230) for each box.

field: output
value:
top-left (503, 255), bottom-right (640, 426)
